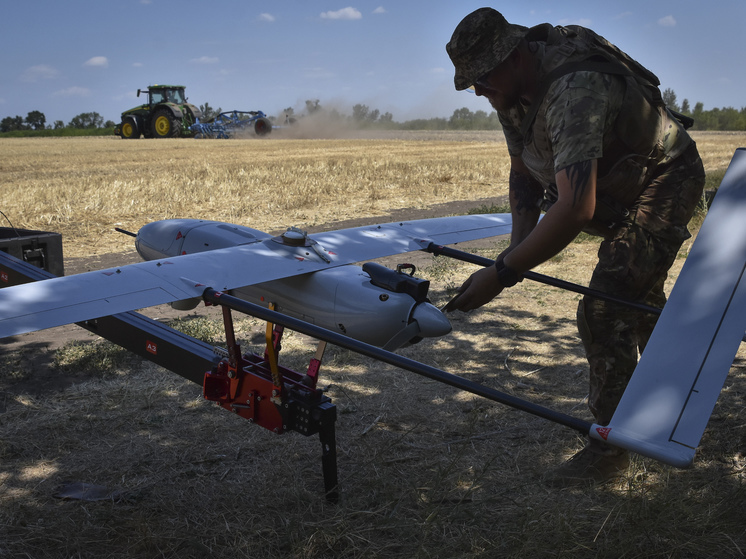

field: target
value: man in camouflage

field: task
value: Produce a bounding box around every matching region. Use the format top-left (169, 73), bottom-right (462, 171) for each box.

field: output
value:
top-left (445, 8), bottom-right (705, 484)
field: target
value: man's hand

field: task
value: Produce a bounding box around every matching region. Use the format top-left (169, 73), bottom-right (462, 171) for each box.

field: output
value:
top-left (443, 264), bottom-right (504, 312)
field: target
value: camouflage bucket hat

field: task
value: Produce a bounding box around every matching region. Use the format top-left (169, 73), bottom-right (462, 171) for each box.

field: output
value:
top-left (446, 8), bottom-right (528, 91)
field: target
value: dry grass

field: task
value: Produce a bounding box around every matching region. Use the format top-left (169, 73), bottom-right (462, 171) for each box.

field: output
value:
top-left (0, 132), bottom-right (510, 257)
top-left (1, 131), bottom-right (745, 558)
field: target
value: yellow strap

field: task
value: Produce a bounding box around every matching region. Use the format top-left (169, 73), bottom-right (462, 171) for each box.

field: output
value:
top-left (265, 303), bottom-right (282, 389)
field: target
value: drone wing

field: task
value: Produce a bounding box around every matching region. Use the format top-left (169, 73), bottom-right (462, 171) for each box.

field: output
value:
top-left (0, 213), bottom-right (512, 339)
top-left (590, 148), bottom-right (746, 467)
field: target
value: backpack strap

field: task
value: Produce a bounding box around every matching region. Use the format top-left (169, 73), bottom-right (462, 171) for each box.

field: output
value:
top-left (519, 55), bottom-right (647, 138)
top-left (519, 53), bottom-right (692, 139)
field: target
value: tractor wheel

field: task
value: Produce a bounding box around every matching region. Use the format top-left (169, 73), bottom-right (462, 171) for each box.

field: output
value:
top-left (120, 117), bottom-right (140, 139)
top-left (150, 108), bottom-right (179, 138)
top-left (254, 118), bottom-right (272, 136)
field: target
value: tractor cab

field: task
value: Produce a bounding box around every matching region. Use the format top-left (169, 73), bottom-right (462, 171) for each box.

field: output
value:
top-left (141, 86), bottom-right (186, 106)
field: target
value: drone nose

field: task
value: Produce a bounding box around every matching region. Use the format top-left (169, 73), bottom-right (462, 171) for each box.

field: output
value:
top-left (411, 302), bottom-right (452, 338)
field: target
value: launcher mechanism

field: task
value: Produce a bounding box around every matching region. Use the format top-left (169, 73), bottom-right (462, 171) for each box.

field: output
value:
top-left (203, 300), bottom-right (339, 501)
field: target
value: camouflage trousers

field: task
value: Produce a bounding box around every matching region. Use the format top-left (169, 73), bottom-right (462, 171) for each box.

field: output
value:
top-left (577, 143), bottom-right (706, 425)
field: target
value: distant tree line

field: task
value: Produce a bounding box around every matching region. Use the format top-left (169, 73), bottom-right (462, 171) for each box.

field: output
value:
top-left (278, 100), bottom-right (498, 131)
top-left (0, 101), bottom-right (491, 132)
top-left (0, 111), bottom-right (115, 133)
top-left (3, 90), bottom-right (745, 135)
top-left (265, 93), bottom-right (746, 132)
top-left (662, 88), bottom-right (746, 131)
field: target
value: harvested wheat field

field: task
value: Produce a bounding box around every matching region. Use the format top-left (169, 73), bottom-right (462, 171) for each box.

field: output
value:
top-left (1, 131), bottom-right (745, 558)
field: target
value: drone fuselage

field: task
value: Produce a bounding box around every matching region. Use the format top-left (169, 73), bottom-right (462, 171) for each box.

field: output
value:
top-left (135, 219), bottom-right (452, 350)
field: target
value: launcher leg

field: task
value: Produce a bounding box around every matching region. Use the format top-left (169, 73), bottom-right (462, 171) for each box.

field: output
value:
top-left (318, 419), bottom-right (339, 503)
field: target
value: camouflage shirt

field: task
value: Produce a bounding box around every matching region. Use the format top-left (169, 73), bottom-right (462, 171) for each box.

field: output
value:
top-left (499, 37), bottom-right (692, 208)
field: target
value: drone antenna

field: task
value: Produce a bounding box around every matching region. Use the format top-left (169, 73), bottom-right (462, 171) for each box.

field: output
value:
top-left (0, 211), bottom-right (21, 238)
top-left (115, 227), bottom-right (137, 238)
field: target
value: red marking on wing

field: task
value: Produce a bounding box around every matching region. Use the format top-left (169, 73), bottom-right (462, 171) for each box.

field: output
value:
top-left (596, 427), bottom-right (611, 440)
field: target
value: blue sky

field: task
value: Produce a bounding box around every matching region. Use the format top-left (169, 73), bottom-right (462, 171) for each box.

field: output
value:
top-left (2, 1), bottom-right (744, 126)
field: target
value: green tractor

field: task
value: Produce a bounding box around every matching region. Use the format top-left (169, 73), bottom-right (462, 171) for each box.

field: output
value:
top-left (115, 84), bottom-right (202, 139)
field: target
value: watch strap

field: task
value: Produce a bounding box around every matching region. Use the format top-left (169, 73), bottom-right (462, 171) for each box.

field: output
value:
top-left (494, 259), bottom-right (520, 287)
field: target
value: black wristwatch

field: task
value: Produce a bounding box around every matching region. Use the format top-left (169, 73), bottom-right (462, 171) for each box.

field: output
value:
top-left (494, 259), bottom-right (521, 287)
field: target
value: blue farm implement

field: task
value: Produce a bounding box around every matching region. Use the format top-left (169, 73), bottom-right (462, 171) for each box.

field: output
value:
top-left (190, 110), bottom-right (272, 138)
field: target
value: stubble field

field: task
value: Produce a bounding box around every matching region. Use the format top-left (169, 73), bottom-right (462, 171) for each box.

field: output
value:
top-left (1, 131), bottom-right (745, 558)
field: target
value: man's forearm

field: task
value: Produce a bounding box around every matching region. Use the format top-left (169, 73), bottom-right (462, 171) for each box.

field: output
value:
top-left (502, 160), bottom-right (597, 274)
top-left (502, 202), bottom-right (587, 273)
top-left (506, 164), bottom-right (543, 251)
